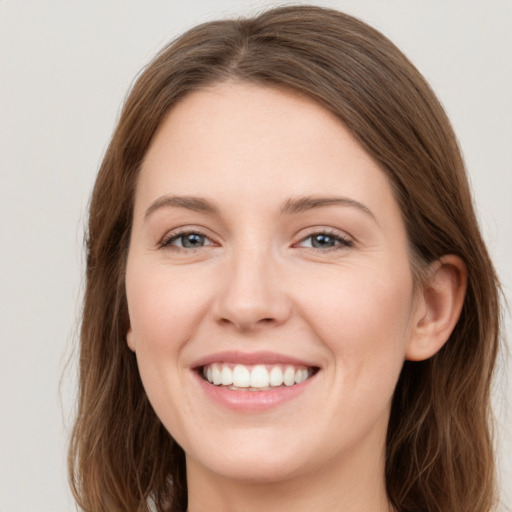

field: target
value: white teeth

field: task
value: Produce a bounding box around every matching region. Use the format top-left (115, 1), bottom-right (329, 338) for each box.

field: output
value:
top-left (269, 366), bottom-right (283, 387)
top-left (250, 365), bottom-right (270, 388)
top-left (296, 368), bottom-right (309, 384)
top-left (221, 366), bottom-right (233, 386)
top-left (283, 366), bottom-right (296, 386)
top-left (232, 364), bottom-right (250, 388)
top-left (203, 362), bottom-right (313, 389)
top-left (212, 363), bottom-right (222, 385)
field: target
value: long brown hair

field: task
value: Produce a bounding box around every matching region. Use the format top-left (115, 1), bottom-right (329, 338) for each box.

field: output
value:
top-left (69, 5), bottom-right (501, 511)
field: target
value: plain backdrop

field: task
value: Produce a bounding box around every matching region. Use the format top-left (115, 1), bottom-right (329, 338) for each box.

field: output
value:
top-left (0, 1), bottom-right (510, 511)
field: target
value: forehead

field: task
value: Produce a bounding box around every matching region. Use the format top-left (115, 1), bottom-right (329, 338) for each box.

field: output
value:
top-left (136, 82), bottom-right (397, 220)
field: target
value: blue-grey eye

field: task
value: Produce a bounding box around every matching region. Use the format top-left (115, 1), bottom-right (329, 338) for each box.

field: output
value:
top-left (163, 231), bottom-right (214, 249)
top-left (178, 233), bottom-right (206, 248)
top-left (181, 233), bottom-right (204, 247)
top-left (310, 233), bottom-right (337, 248)
top-left (297, 232), bottom-right (353, 250)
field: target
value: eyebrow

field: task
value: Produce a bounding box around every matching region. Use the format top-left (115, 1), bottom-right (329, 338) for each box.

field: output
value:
top-left (144, 194), bottom-right (376, 221)
top-left (280, 195), bottom-right (375, 220)
top-left (144, 195), bottom-right (219, 219)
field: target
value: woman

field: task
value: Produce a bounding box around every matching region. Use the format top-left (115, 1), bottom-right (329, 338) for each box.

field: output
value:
top-left (69, 5), bottom-right (501, 512)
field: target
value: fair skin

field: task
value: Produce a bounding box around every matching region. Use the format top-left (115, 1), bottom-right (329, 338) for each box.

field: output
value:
top-left (125, 82), bottom-right (466, 512)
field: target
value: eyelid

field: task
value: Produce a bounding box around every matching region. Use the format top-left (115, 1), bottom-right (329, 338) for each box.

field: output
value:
top-left (158, 226), bottom-right (354, 252)
top-left (159, 227), bottom-right (218, 250)
top-left (294, 228), bottom-right (354, 250)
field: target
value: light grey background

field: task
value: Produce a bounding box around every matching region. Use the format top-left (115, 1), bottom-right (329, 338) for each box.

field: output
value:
top-left (0, 1), bottom-right (510, 511)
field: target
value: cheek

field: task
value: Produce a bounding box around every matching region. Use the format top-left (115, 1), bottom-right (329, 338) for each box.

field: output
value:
top-left (126, 263), bottom-right (210, 353)
top-left (297, 264), bottom-right (414, 384)
top-left (125, 265), bottom-right (207, 433)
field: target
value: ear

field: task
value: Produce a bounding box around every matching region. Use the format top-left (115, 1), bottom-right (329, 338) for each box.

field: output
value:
top-left (406, 255), bottom-right (467, 361)
top-left (126, 326), bottom-right (136, 352)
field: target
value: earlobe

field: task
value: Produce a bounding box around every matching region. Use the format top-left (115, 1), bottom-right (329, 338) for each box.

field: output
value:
top-left (127, 327), bottom-right (136, 352)
top-left (406, 255), bottom-right (467, 361)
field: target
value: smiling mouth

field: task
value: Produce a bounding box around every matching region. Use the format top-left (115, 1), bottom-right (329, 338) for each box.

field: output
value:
top-left (200, 362), bottom-right (319, 391)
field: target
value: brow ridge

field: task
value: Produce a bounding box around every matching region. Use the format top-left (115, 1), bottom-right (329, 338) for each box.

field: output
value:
top-left (280, 195), bottom-right (375, 218)
top-left (144, 194), bottom-right (375, 220)
top-left (144, 195), bottom-right (219, 219)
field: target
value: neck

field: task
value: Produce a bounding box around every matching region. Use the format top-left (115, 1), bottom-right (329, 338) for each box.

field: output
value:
top-left (186, 444), bottom-right (393, 512)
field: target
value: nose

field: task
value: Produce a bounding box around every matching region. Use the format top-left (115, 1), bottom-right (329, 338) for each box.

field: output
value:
top-left (212, 246), bottom-right (292, 333)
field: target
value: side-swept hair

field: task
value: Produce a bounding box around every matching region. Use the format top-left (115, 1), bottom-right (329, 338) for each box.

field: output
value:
top-left (69, 6), bottom-right (501, 511)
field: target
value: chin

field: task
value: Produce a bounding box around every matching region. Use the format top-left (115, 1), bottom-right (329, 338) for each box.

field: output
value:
top-left (199, 453), bottom-right (307, 484)
top-left (184, 427), bottom-right (317, 483)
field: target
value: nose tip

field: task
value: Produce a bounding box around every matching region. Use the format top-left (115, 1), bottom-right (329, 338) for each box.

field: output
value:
top-left (218, 308), bottom-right (283, 333)
top-left (212, 256), bottom-right (291, 332)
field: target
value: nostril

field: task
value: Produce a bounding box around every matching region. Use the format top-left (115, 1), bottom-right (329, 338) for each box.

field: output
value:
top-left (217, 315), bottom-right (278, 331)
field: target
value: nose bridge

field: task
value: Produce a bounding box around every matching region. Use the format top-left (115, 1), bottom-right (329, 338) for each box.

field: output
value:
top-left (214, 237), bottom-right (291, 331)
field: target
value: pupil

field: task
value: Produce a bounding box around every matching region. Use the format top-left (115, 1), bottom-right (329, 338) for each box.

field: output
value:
top-left (183, 234), bottom-right (203, 248)
top-left (312, 234), bottom-right (334, 248)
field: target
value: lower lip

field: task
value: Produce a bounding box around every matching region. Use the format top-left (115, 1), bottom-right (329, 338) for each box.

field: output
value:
top-left (193, 371), bottom-right (318, 412)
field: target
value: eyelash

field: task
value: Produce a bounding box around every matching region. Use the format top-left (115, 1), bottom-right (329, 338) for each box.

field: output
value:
top-left (160, 229), bottom-right (354, 252)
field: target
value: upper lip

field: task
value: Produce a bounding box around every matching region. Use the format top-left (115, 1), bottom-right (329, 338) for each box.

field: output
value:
top-left (191, 351), bottom-right (319, 369)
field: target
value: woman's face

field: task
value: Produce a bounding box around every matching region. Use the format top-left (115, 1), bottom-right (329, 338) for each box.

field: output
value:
top-left (125, 82), bottom-right (423, 484)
